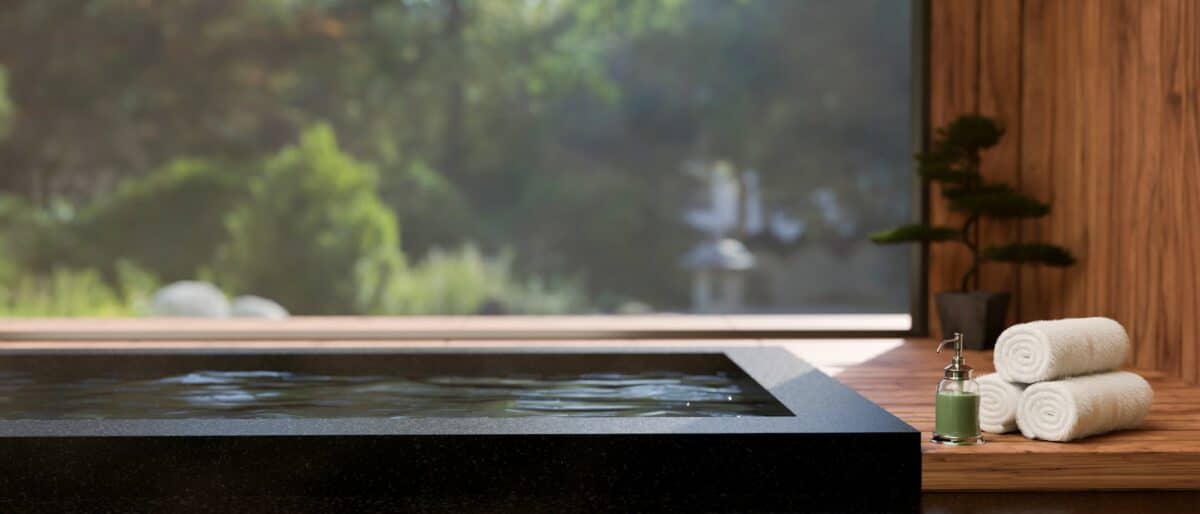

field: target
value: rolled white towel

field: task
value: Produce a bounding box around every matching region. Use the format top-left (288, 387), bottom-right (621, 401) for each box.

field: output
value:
top-left (994, 317), bottom-right (1129, 383)
top-left (978, 373), bottom-right (1026, 434)
top-left (1017, 371), bottom-right (1153, 442)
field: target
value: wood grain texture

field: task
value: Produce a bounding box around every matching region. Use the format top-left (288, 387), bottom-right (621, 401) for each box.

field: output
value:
top-left (823, 340), bottom-right (1200, 491)
top-left (976, 0), bottom-right (1024, 324)
top-left (926, 0), bottom-right (979, 336)
top-left (1160, 0), bottom-right (1200, 384)
top-left (931, 0), bottom-right (1200, 384)
top-left (927, 0), bottom-right (1028, 326)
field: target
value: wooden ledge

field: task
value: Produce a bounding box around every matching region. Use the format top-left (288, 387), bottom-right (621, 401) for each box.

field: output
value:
top-left (0, 315), bottom-right (911, 340)
top-left (806, 339), bottom-right (1200, 491)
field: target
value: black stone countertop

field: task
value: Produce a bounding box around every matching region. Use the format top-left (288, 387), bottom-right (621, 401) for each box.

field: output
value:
top-left (0, 346), bottom-right (920, 513)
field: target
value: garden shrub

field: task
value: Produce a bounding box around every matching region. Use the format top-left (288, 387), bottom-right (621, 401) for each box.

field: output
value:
top-left (216, 124), bottom-right (406, 314)
top-left (380, 244), bottom-right (587, 315)
top-left (72, 158), bottom-right (250, 282)
top-left (0, 260), bottom-right (158, 317)
top-left (0, 193), bottom-right (80, 277)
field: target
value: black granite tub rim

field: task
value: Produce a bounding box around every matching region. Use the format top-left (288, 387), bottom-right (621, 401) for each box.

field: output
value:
top-left (0, 346), bottom-right (917, 438)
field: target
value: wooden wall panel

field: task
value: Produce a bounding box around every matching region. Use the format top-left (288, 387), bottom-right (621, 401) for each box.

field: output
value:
top-left (976, 0), bottom-right (1024, 324)
top-left (926, 0), bottom-right (979, 337)
top-left (929, 0), bottom-right (1200, 383)
top-left (1014, 0), bottom-right (1064, 323)
top-left (1159, 0), bottom-right (1200, 383)
top-left (1110, 0), bottom-right (1164, 374)
top-left (927, 0), bottom-right (1024, 331)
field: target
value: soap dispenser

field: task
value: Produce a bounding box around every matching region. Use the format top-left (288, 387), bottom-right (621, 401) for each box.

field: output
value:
top-left (932, 333), bottom-right (983, 445)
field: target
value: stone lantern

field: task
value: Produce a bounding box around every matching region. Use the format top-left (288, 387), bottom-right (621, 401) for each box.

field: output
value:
top-left (680, 238), bottom-right (755, 313)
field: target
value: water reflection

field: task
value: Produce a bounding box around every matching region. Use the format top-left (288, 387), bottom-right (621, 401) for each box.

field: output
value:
top-left (0, 370), bottom-right (789, 419)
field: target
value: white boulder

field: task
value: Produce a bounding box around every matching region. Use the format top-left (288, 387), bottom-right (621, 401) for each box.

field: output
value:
top-left (151, 281), bottom-right (231, 317)
top-left (231, 295), bottom-right (289, 319)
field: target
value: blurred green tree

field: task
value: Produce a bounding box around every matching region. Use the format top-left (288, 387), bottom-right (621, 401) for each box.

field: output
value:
top-left (72, 159), bottom-right (250, 282)
top-left (0, 65), bottom-right (12, 141)
top-left (216, 124), bottom-right (406, 315)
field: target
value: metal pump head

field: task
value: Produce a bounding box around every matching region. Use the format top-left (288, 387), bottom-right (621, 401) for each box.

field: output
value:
top-left (936, 332), bottom-right (972, 380)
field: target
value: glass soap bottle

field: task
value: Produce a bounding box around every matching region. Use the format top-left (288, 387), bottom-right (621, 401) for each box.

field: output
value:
top-left (931, 333), bottom-right (983, 445)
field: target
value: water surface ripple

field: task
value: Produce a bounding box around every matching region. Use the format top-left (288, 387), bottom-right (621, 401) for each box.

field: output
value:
top-left (0, 369), bottom-right (789, 419)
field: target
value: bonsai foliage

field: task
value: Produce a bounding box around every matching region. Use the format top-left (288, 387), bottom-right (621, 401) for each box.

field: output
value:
top-left (870, 114), bottom-right (1075, 291)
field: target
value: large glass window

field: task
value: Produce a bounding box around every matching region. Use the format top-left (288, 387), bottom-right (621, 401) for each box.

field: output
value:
top-left (0, 0), bottom-right (915, 321)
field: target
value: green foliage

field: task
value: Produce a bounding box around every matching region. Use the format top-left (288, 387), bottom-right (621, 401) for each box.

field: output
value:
top-left (378, 245), bottom-right (587, 315)
top-left (0, 261), bottom-right (158, 317)
top-left (871, 113), bottom-right (1072, 292)
top-left (983, 243), bottom-right (1076, 267)
top-left (217, 124), bottom-right (406, 315)
top-left (941, 183), bottom-right (1013, 200)
top-left (934, 114), bottom-right (1004, 155)
top-left (948, 189), bottom-right (1050, 218)
top-left (72, 158), bottom-right (250, 282)
top-left (916, 153), bottom-right (980, 184)
top-left (0, 65), bottom-right (12, 140)
top-left (917, 115), bottom-right (1004, 187)
top-left (509, 167), bottom-right (691, 310)
top-left (0, 194), bottom-right (79, 275)
top-left (0, 159), bottom-right (248, 285)
top-left (0, 196), bottom-right (22, 284)
top-left (501, 274), bottom-right (590, 315)
top-left (0, 127), bottom-right (589, 317)
top-left (381, 160), bottom-right (473, 257)
top-left (869, 225), bottom-right (960, 244)
top-left (386, 246), bottom-right (503, 315)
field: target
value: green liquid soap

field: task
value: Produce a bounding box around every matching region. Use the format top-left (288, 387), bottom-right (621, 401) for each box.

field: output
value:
top-left (935, 390), bottom-right (980, 438)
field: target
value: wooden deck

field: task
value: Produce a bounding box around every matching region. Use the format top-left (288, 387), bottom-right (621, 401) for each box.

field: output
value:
top-left (1, 335), bottom-right (1196, 492)
top-left (804, 339), bottom-right (1200, 492)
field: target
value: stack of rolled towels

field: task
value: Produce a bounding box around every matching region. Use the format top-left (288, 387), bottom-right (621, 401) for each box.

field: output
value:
top-left (979, 317), bottom-right (1154, 442)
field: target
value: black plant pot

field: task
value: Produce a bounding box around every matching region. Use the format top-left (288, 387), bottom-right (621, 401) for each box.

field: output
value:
top-left (934, 291), bottom-right (1011, 350)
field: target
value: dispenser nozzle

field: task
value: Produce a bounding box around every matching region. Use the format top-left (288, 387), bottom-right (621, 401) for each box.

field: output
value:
top-left (936, 332), bottom-right (963, 356)
top-left (936, 333), bottom-right (971, 380)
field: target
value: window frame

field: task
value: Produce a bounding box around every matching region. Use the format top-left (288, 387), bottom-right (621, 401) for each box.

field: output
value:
top-left (0, 0), bottom-right (930, 342)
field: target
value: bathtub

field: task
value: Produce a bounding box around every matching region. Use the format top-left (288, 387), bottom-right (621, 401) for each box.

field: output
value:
top-left (0, 346), bottom-right (918, 512)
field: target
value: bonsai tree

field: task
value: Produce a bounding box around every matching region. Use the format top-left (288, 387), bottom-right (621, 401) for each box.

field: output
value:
top-left (869, 114), bottom-right (1075, 347)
